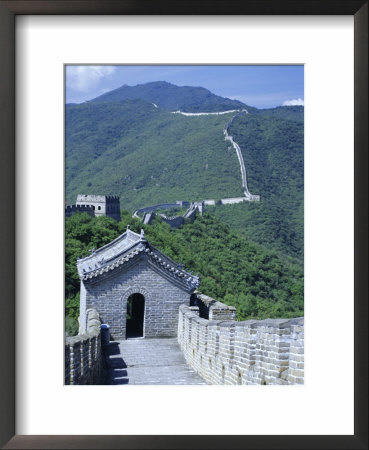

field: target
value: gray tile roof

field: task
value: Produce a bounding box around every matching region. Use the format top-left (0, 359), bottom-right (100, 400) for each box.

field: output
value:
top-left (77, 226), bottom-right (200, 291)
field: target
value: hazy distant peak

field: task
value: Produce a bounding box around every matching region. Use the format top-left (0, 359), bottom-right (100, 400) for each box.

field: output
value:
top-left (89, 80), bottom-right (255, 113)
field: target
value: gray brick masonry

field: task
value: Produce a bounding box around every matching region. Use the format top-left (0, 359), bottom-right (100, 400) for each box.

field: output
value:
top-left (178, 304), bottom-right (304, 385)
top-left (77, 229), bottom-right (198, 340)
top-left (72, 232), bottom-right (304, 385)
top-left (65, 309), bottom-right (102, 385)
top-left (82, 257), bottom-right (191, 339)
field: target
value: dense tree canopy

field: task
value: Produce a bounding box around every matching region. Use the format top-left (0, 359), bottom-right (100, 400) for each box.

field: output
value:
top-left (66, 94), bottom-right (303, 263)
top-left (65, 83), bottom-right (304, 337)
top-left (212, 112), bottom-right (304, 262)
top-left (65, 212), bottom-right (303, 335)
top-left (66, 100), bottom-right (244, 208)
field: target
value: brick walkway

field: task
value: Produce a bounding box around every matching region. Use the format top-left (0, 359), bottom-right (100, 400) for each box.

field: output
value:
top-left (104, 338), bottom-right (207, 385)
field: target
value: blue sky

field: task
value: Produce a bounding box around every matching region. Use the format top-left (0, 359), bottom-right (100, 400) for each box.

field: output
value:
top-left (66, 65), bottom-right (304, 109)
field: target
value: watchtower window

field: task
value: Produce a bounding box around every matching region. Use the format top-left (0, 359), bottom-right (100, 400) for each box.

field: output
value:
top-left (98, 206), bottom-right (101, 210)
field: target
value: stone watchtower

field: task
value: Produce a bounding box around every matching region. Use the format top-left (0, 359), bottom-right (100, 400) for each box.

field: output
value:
top-left (76, 194), bottom-right (121, 221)
top-left (77, 227), bottom-right (199, 340)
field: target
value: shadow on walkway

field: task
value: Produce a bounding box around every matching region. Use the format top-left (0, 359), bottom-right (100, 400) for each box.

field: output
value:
top-left (102, 338), bottom-right (207, 385)
top-left (102, 342), bottom-right (129, 385)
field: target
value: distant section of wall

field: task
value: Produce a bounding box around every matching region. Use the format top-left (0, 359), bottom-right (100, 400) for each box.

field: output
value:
top-left (65, 309), bottom-right (102, 385)
top-left (224, 112), bottom-right (260, 202)
top-left (66, 194), bottom-right (121, 221)
top-left (76, 194), bottom-right (121, 221)
top-left (65, 205), bottom-right (95, 218)
top-left (141, 211), bottom-right (186, 228)
top-left (204, 200), bottom-right (216, 206)
top-left (160, 215), bottom-right (186, 228)
top-left (143, 211), bottom-right (155, 224)
top-left (219, 197), bottom-right (248, 205)
top-left (176, 201), bottom-right (190, 208)
top-left (135, 201), bottom-right (204, 228)
top-left (178, 304), bottom-right (304, 385)
top-left (133, 202), bottom-right (184, 217)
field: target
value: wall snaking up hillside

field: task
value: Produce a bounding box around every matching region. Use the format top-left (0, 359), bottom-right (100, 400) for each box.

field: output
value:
top-left (178, 304), bottom-right (304, 385)
top-left (65, 309), bottom-right (102, 385)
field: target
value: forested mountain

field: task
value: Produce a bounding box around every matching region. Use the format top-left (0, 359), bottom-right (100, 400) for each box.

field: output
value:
top-left (65, 213), bottom-right (303, 335)
top-left (66, 99), bottom-right (244, 207)
top-left (255, 105), bottom-right (304, 122)
top-left (66, 81), bottom-right (303, 263)
top-left (211, 112), bottom-right (304, 261)
top-left (89, 80), bottom-right (255, 113)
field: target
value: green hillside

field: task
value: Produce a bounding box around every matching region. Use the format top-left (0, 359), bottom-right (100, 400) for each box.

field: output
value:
top-left (89, 80), bottom-right (255, 113)
top-left (66, 99), bottom-right (244, 208)
top-left (256, 105), bottom-right (304, 122)
top-left (210, 112), bottom-right (304, 262)
top-left (65, 212), bottom-right (303, 335)
top-left (66, 82), bottom-right (304, 263)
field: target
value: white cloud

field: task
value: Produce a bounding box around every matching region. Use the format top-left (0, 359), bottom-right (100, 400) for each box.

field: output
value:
top-left (66, 66), bottom-right (117, 92)
top-left (282, 98), bottom-right (304, 106)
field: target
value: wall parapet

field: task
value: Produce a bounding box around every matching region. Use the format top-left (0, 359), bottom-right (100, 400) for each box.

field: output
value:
top-left (65, 204), bottom-right (95, 217)
top-left (192, 292), bottom-right (237, 320)
top-left (134, 201), bottom-right (203, 228)
top-left (65, 309), bottom-right (102, 385)
top-left (178, 304), bottom-right (304, 385)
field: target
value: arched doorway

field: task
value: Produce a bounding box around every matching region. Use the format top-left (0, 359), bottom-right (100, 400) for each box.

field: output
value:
top-left (126, 293), bottom-right (145, 338)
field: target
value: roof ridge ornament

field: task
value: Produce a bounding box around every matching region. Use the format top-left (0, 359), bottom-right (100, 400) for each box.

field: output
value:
top-left (139, 229), bottom-right (146, 241)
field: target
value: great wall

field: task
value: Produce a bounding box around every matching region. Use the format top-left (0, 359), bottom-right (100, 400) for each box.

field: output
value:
top-left (65, 194), bottom-right (121, 221)
top-left (224, 111), bottom-right (260, 201)
top-left (65, 293), bottom-right (304, 385)
top-left (132, 109), bottom-right (259, 226)
top-left (65, 309), bottom-right (102, 385)
top-left (65, 110), bottom-right (303, 386)
top-left (65, 110), bottom-right (259, 226)
top-left (178, 294), bottom-right (304, 385)
top-left (65, 228), bottom-right (304, 386)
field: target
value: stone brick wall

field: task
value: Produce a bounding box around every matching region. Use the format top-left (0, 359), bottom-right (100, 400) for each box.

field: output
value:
top-left (133, 202), bottom-right (183, 216)
top-left (160, 215), bottom-right (186, 228)
top-left (65, 309), bottom-right (102, 385)
top-left (65, 205), bottom-right (95, 218)
top-left (81, 256), bottom-right (191, 340)
top-left (220, 197), bottom-right (248, 205)
top-left (76, 194), bottom-right (121, 221)
top-left (193, 293), bottom-right (236, 320)
top-left (178, 304), bottom-right (304, 385)
top-left (137, 202), bottom-right (200, 228)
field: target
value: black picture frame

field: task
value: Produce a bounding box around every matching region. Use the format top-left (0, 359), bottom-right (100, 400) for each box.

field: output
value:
top-left (0, 1), bottom-right (367, 449)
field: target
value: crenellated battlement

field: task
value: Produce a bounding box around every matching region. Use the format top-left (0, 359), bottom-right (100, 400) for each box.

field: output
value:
top-left (178, 297), bottom-right (304, 385)
top-left (69, 233), bottom-right (304, 385)
top-left (134, 201), bottom-right (204, 228)
top-left (65, 204), bottom-right (95, 217)
top-left (191, 292), bottom-right (237, 320)
top-left (65, 309), bottom-right (103, 385)
top-left (65, 194), bottom-right (121, 221)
